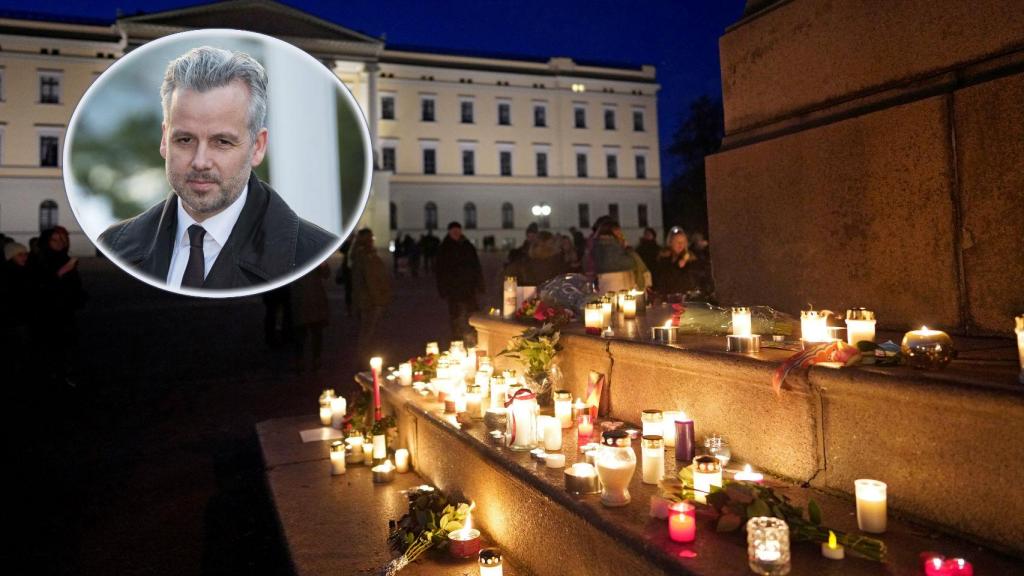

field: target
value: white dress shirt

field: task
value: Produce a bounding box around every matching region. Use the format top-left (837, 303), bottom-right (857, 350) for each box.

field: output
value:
top-left (166, 185), bottom-right (248, 288)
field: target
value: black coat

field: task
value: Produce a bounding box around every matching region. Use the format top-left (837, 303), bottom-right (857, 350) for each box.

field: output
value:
top-left (98, 173), bottom-right (337, 290)
top-left (435, 236), bottom-right (483, 301)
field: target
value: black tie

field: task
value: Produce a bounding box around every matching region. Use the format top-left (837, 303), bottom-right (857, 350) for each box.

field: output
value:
top-left (182, 224), bottom-right (206, 288)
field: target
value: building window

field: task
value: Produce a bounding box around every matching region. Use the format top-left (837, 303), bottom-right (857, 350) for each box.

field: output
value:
top-left (604, 108), bottom-right (616, 130)
top-left (425, 202), bottom-right (438, 230)
top-left (499, 150), bottom-right (512, 176)
top-left (389, 202), bottom-right (398, 230)
top-left (498, 102), bottom-right (511, 126)
top-left (576, 153), bottom-right (588, 178)
top-left (39, 199), bottom-right (58, 231)
top-left (381, 95), bottom-right (395, 120)
top-left (461, 100), bottom-right (474, 124)
top-left (533, 104), bottom-right (546, 127)
top-left (501, 202), bottom-right (514, 229)
top-left (462, 149), bottom-right (475, 175)
top-left (606, 154), bottom-right (618, 179)
top-left (464, 202), bottom-right (477, 229)
top-left (423, 148), bottom-right (436, 175)
top-left (535, 151), bottom-right (548, 177)
top-left (578, 203), bottom-right (590, 229)
top-left (574, 106), bottom-right (586, 129)
top-left (633, 109), bottom-right (645, 132)
top-left (39, 71), bottom-right (61, 104)
top-left (39, 134), bottom-right (60, 167)
top-left (382, 146), bottom-right (396, 172)
top-left (608, 203), bottom-right (619, 220)
top-left (638, 204), bottom-right (649, 228)
top-left (635, 154), bottom-right (647, 179)
top-left (421, 97), bottom-right (435, 122)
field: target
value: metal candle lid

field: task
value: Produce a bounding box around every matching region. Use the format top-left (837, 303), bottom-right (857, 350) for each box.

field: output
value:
top-left (330, 440), bottom-right (344, 453)
top-left (554, 389), bottom-right (572, 401)
top-left (846, 308), bottom-right (876, 321)
top-left (693, 454), bottom-right (721, 473)
top-left (602, 429), bottom-right (631, 447)
top-left (479, 548), bottom-right (502, 566)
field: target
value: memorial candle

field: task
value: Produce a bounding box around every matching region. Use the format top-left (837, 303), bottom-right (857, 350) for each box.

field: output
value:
top-left (601, 298), bottom-right (613, 327)
top-left (489, 377), bottom-right (508, 409)
top-left (585, 302), bottom-right (604, 335)
top-left (479, 548), bottom-right (503, 576)
top-left (554, 390), bottom-right (573, 428)
top-left (845, 308), bottom-right (876, 346)
top-left (692, 455), bottom-right (722, 504)
top-left (732, 307), bottom-right (752, 337)
top-left (394, 448), bottom-right (409, 473)
top-left (540, 416), bottom-right (562, 451)
top-left (668, 501), bottom-right (696, 543)
top-left (345, 434), bottom-right (364, 463)
top-left (370, 356), bottom-right (383, 421)
top-left (425, 341), bottom-right (440, 356)
top-left (621, 294), bottom-right (637, 319)
top-left (674, 413), bottom-right (695, 464)
top-left (372, 433), bottom-right (387, 463)
top-left (318, 389), bottom-right (335, 426)
top-left (503, 276), bottom-right (518, 319)
top-left (361, 440), bottom-right (373, 462)
top-left (330, 396), bottom-right (347, 430)
top-left (641, 435), bottom-right (665, 484)
top-left (855, 479), bottom-right (887, 533)
top-left (662, 411), bottom-right (681, 447)
top-left (329, 440), bottom-right (346, 476)
top-left (398, 362), bottom-right (413, 386)
top-left (801, 310), bottom-right (830, 343)
top-left (466, 385), bottom-right (484, 419)
top-left (448, 512), bottom-right (481, 558)
top-left (641, 409), bottom-right (663, 437)
top-left (577, 414), bottom-right (594, 449)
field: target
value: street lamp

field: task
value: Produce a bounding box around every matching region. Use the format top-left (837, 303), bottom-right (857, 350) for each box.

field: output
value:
top-left (531, 204), bottom-right (552, 217)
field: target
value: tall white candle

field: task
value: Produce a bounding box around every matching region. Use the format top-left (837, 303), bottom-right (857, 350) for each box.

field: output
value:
top-left (662, 411), bottom-right (681, 447)
top-left (329, 441), bottom-right (346, 475)
top-left (641, 409), bottom-right (663, 437)
top-left (489, 378), bottom-right (508, 409)
top-left (855, 479), bottom-right (887, 533)
top-left (641, 436), bottom-right (665, 484)
top-left (846, 308), bottom-right (876, 345)
top-left (503, 276), bottom-right (518, 319)
top-left (541, 416), bottom-right (562, 451)
top-left (600, 299), bottom-right (613, 327)
top-left (801, 310), bottom-right (830, 343)
top-left (362, 441), bottom-right (373, 462)
top-left (506, 392), bottom-right (538, 451)
top-left (394, 448), bottom-right (409, 473)
top-left (398, 362), bottom-right (413, 386)
top-left (330, 396), bottom-right (347, 429)
top-left (372, 434), bottom-right (387, 461)
top-left (554, 391), bottom-right (573, 429)
top-left (732, 307), bottom-right (752, 337)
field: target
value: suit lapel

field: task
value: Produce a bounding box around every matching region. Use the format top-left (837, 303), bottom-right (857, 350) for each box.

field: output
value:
top-left (136, 195), bottom-right (177, 281)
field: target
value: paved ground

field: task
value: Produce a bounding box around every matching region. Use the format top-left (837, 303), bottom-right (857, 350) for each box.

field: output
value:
top-left (6, 251), bottom-right (507, 575)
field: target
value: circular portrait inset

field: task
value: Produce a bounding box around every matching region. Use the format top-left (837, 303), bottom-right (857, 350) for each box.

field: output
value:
top-left (64, 29), bottom-right (372, 298)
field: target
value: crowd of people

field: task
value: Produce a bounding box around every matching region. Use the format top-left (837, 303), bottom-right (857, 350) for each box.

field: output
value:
top-left (1, 226), bottom-right (87, 387)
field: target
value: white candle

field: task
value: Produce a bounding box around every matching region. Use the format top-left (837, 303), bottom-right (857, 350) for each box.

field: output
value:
top-left (506, 392), bottom-right (538, 450)
top-left (801, 310), bottom-right (830, 343)
top-left (329, 441), bottom-right (346, 475)
top-left (692, 455), bottom-right (722, 504)
top-left (330, 396), bottom-right (347, 429)
top-left (600, 298), bottom-right (613, 327)
top-left (345, 436), bottom-right (364, 463)
top-left (641, 436), bottom-right (665, 484)
top-left (622, 295), bottom-right (637, 319)
top-left (372, 434), bottom-right (387, 461)
top-left (855, 479), bottom-right (887, 533)
top-left (732, 307), bottom-right (752, 337)
top-left (475, 371), bottom-right (491, 395)
top-left (662, 411), bottom-right (681, 447)
top-left (641, 409), bottom-right (663, 437)
top-left (466, 387), bottom-right (484, 419)
top-left (503, 276), bottom-right (518, 319)
top-left (554, 391), bottom-right (573, 429)
top-left (394, 448), bottom-right (409, 473)
top-left (545, 453), bottom-right (566, 468)
top-left (362, 441), bottom-right (373, 462)
top-left (398, 362), bottom-right (413, 386)
top-left (540, 416), bottom-right (562, 451)
top-left (845, 308), bottom-right (876, 345)
top-left (319, 405), bottom-right (332, 427)
top-left (585, 302), bottom-right (604, 334)
top-left (489, 378), bottom-right (508, 409)
top-left (426, 341), bottom-right (439, 356)
top-left (734, 464), bottom-right (764, 483)
top-left (821, 530), bottom-right (844, 560)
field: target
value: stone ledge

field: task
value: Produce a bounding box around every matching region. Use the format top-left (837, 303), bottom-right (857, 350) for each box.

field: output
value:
top-left (360, 372), bottom-right (1021, 574)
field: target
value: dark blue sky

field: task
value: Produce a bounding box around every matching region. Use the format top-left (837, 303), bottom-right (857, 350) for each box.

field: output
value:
top-left (3, 0), bottom-right (746, 183)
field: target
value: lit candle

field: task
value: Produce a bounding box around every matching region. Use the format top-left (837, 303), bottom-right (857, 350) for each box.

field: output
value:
top-left (641, 409), bottom-right (663, 437)
top-left (361, 440), bottom-right (373, 463)
top-left (596, 430), bottom-right (636, 507)
top-left (622, 294), bottom-right (637, 319)
top-left (734, 464), bottom-right (764, 483)
top-left (585, 301), bottom-right (604, 335)
top-left (344, 434), bottom-right (364, 463)
top-left (668, 501), bottom-right (696, 543)
top-left (747, 517), bottom-right (790, 574)
top-left (649, 495), bottom-right (672, 519)
top-left (629, 288), bottom-right (646, 315)
top-left (600, 298), bottom-right (613, 327)
top-left (398, 362), bottom-right (413, 386)
top-left (674, 413), bottom-right (695, 464)
top-left (540, 415), bottom-right (562, 451)
top-left (479, 548), bottom-right (503, 576)
top-left (1016, 315), bottom-right (1024, 385)
top-left (651, 320), bottom-right (680, 344)
top-left (370, 356), bottom-right (383, 421)
top-left (572, 398), bottom-right (587, 422)
top-left (329, 440), bottom-right (346, 475)
top-left (454, 393), bottom-right (468, 415)
top-left (924, 556), bottom-right (974, 576)
top-left (318, 389), bottom-right (335, 426)
top-left (564, 462), bottom-right (601, 495)
top-left (692, 455), bottom-right (722, 504)
top-left (372, 433), bottom-right (387, 463)
top-left (489, 377), bottom-right (508, 409)
top-left (845, 308), bottom-right (876, 346)
top-left (505, 389), bottom-right (539, 451)
top-left (577, 414), bottom-right (594, 449)
top-left (466, 385), bottom-right (484, 419)
top-left (641, 435), bottom-right (665, 485)
top-left (855, 479), bottom-right (887, 533)
top-left (425, 341), bottom-right (439, 356)
top-left (554, 390), bottom-right (573, 428)
top-left (330, 396), bottom-right (347, 430)
top-left (821, 530), bottom-right (844, 560)
top-left (662, 411), bottom-right (681, 447)
top-left (503, 275), bottom-right (518, 319)
top-left (545, 453), bottom-right (566, 468)
top-left (732, 307), bottom-right (752, 337)
top-left (448, 512), bottom-right (482, 558)
top-left (901, 326), bottom-right (955, 370)
top-left (801, 310), bottom-right (830, 343)
top-left (394, 448), bottom-right (409, 473)
top-left (371, 459), bottom-right (395, 483)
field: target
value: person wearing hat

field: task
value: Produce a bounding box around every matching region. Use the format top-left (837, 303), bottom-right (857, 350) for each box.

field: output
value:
top-left (435, 221), bottom-right (484, 341)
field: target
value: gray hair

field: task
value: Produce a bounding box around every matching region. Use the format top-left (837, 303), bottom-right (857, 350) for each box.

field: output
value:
top-left (160, 46), bottom-right (268, 145)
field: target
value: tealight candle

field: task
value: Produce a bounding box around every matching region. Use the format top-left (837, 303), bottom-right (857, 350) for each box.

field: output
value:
top-left (651, 320), bottom-right (680, 344)
top-left (621, 294), bottom-right (637, 319)
top-left (371, 459), bottom-right (395, 483)
top-left (734, 464), bottom-right (764, 483)
top-left (732, 307), bottom-right (752, 337)
top-left (545, 453), bottom-right (566, 468)
top-left (821, 530), bottom-right (844, 560)
top-left (344, 435), bottom-right (364, 463)
top-left (641, 435), bottom-right (665, 485)
top-left (801, 310), bottom-right (830, 343)
top-left (577, 414), bottom-right (594, 449)
top-left (924, 555), bottom-right (974, 576)
top-left (674, 414), bottom-right (695, 465)
top-left (649, 495), bottom-right (672, 519)
top-left (330, 396), bottom-right (347, 429)
top-left (329, 440), bottom-right (346, 475)
top-left (747, 517), bottom-right (790, 575)
top-left (554, 390), bottom-right (573, 429)
top-left (425, 341), bottom-right (439, 356)
top-left (1016, 315), bottom-right (1024, 384)
top-left (585, 301), bottom-right (604, 335)
top-left (479, 548), bottom-right (503, 576)
top-left (855, 479), bottom-right (887, 533)
top-left (394, 448), bottom-right (409, 473)
top-left (668, 501), bottom-right (696, 543)
top-left (372, 433), bottom-right (387, 463)
top-left (692, 455), bottom-right (722, 504)
top-left (641, 409), bottom-right (663, 437)
top-left (565, 462), bottom-right (601, 495)
top-left (845, 308), bottom-right (876, 345)
top-left (662, 411), bottom-right (682, 447)
top-left (398, 362), bottom-right (413, 386)
top-left (447, 513), bottom-right (481, 558)
top-left (540, 416), bottom-right (562, 451)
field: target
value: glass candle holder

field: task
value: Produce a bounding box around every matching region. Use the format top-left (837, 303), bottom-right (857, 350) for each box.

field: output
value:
top-left (732, 306), bottom-right (752, 337)
top-left (330, 395), bottom-right (347, 430)
top-left (855, 479), bottom-right (887, 533)
top-left (662, 411), bottom-right (682, 447)
top-left (901, 327), bottom-right (955, 370)
top-left (668, 501), bottom-right (696, 543)
top-left (479, 548), bottom-right (503, 576)
top-left (505, 389), bottom-right (539, 451)
top-left (747, 516), bottom-right (791, 575)
top-left (600, 297), bottom-right (613, 327)
top-left (397, 362), bottom-right (413, 386)
top-left (641, 409), bottom-right (663, 437)
top-left (554, 390), bottom-right (573, 428)
top-left (318, 389), bottom-right (335, 427)
top-left (577, 414), bottom-right (594, 448)
top-left (344, 432), bottom-right (364, 464)
top-left (641, 435), bottom-right (665, 485)
top-left (622, 294), bottom-right (637, 319)
top-left (585, 302), bottom-right (604, 335)
top-left (704, 434), bottom-right (731, 467)
top-left (466, 385), bottom-right (485, 419)
top-left (845, 308), bottom-right (876, 345)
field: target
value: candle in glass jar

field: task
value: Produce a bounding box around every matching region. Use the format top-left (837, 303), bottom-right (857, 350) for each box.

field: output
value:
top-left (577, 414), bottom-right (594, 449)
top-left (901, 327), bottom-right (955, 370)
top-left (668, 501), bottom-right (696, 543)
top-left (801, 310), bottom-right (830, 343)
top-left (554, 390), bottom-right (573, 428)
top-left (466, 385), bottom-right (484, 419)
top-left (622, 294), bottom-right (637, 319)
top-left (489, 377), bottom-right (508, 409)
top-left (345, 435), bottom-right (364, 463)
top-left (641, 409), bottom-right (663, 437)
top-left (641, 435), bottom-right (665, 485)
top-left (372, 434), bottom-right (387, 463)
top-left (601, 298), bottom-right (613, 327)
top-left (732, 307), bottom-right (752, 337)
top-left (398, 362), bottom-right (413, 386)
top-left (319, 389), bottom-right (335, 426)
top-left (855, 479), bottom-right (887, 533)
top-left (329, 440), bottom-right (346, 475)
top-left (845, 308), bottom-right (876, 345)
top-left (585, 302), bottom-right (604, 335)
top-left (505, 389), bottom-right (539, 451)
top-left (330, 396), bottom-right (347, 429)
top-left (394, 448), bottom-right (409, 473)
top-left (747, 517), bottom-right (791, 575)
top-left (361, 440), bottom-right (373, 462)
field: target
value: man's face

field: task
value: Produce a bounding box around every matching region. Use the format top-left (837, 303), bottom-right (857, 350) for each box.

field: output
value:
top-left (448, 227), bottom-right (463, 241)
top-left (160, 79), bottom-right (268, 221)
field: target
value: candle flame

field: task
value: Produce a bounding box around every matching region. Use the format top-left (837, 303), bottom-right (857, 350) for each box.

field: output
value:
top-left (370, 356), bottom-right (383, 370)
top-left (921, 326), bottom-right (928, 331)
top-left (956, 559), bottom-right (965, 568)
top-left (828, 530), bottom-right (837, 549)
top-left (932, 557), bottom-right (943, 568)
top-left (743, 464), bottom-right (753, 474)
top-left (663, 320), bottom-right (673, 328)
top-left (464, 511), bottom-right (472, 532)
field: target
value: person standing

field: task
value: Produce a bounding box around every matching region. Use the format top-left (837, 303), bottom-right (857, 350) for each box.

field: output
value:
top-left (289, 262), bottom-right (329, 373)
top-left (31, 226), bottom-right (87, 387)
top-left (635, 227), bottom-right (660, 274)
top-left (350, 228), bottom-right (392, 363)
top-left (435, 222), bottom-right (484, 342)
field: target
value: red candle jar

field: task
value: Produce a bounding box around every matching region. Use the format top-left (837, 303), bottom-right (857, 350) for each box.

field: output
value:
top-left (923, 555), bottom-right (974, 576)
top-left (577, 414), bottom-right (594, 449)
top-left (448, 528), bottom-right (481, 558)
top-left (668, 501), bottom-right (696, 543)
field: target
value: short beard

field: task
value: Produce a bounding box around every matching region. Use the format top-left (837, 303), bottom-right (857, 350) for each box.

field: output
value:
top-left (171, 164), bottom-right (250, 220)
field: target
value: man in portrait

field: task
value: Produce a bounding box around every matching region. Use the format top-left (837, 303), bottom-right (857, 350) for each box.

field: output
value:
top-left (99, 46), bottom-right (337, 291)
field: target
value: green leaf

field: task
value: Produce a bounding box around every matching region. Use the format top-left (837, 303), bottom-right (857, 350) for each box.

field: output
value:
top-left (747, 498), bottom-right (771, 518)
top-left (445, 521), bottom-right (462, 532)
top-left (439, 513), bottom-right (451, 528)
top-left (717, 513), bottom-right (742, 532)
top-left (705, 490), bottom-right (730, 510)
top-left (725, 485), bottom-right (754, 504)
top-left (808, 500), bottom-right (822, 525)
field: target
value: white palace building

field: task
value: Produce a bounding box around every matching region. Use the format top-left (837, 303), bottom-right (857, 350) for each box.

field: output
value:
top-left (0, 0), bottom-right (662, 256)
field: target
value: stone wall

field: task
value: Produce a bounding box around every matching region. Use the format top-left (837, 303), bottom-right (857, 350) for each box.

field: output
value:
top-left (708, 0), bottom-right (1024, 335)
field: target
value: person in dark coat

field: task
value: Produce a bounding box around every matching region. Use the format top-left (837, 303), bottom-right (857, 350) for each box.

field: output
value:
top-left (519, 231), bottom-right (569, 286)
top-left (2, 242), bottom-right (36, 382)
top-left (688, 231), bottom-right (714, 299)
top-left (653, 227), bottom-right (697, 297)
top-left (289, 262), bottom-right (329, 373)
top-left (435, 222), bottom-right (484, 342)
top-left (636, 227), bottom-right (660, 274)
top-left (419, 231), bottom-right (440, 274)
top-left (31, 226), bottom-right (87, 387)
top-left (351, 228), bottom-right (392, 363)
top-left (334, 238), bottom-right (353, 315)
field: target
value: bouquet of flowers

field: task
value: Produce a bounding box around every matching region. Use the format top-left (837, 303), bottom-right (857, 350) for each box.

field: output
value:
top-left (379, 485), bottom-right (473, 575)
top-left (514, 295), bottom-right (574, 325)
top-left (409, 353), bottom-right (438, 381)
